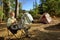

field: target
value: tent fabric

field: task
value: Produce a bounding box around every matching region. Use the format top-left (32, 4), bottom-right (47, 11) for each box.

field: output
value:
top-left (25, 12), bottom-right (33, 22)
top-left (21, 12), bottom-right (33, 25)
top-left (40, 13), bottom-right (52, 24)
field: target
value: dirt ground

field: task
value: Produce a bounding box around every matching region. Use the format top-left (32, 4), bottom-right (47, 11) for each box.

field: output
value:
top-left (0, 18), bottom-right (60, 40)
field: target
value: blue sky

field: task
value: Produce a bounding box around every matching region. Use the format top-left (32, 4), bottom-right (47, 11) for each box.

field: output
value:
top-left (18, 0), bottom-right (40, 11)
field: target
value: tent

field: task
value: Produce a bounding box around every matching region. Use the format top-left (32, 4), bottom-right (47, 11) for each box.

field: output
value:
top-left (40, 13), bottom-right (52, 24)
top-left (25, 12), bottom-right (33, 22)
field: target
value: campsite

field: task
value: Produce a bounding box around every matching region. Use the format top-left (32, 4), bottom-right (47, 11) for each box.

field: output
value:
top-left (0, 17), bottom-right (60, 40)
top-left (0, 0), bottom-right (60, 40)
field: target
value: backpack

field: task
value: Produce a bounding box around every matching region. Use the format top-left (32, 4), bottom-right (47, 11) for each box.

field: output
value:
top-left (8, 24), bottom-right (20, 34)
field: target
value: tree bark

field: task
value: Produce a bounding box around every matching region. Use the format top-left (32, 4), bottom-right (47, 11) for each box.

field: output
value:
top-left (15, 0), bottom-right (19, 18)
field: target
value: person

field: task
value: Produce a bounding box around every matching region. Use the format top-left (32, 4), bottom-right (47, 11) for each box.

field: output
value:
top-left (7, 11), bottom-right (17, 26)
top-left (7, 11), bottom-right (18, 34)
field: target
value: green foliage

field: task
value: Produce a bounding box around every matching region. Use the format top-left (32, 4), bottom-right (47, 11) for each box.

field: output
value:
top-left (3, 0), bottom-right (22, 18)
top-left (0, 11), bottom-right (6, 21)
top-left (19, 3), bottom-right (22, 13)
top-left (3, 0), bottom-right (10, 17)
top-left (29, 0), bottom-right (60, 17)
top-left (29, 10), bottom-right (34, 16)
top-left (0, 11), bottom-right (3, 18)
top-left (29, 10), bottom-right (40, 19)
top-left (10, 0), bottom-right (15, 10)
top-left (29, 0), bottom-right (40, 19)
top-left (39, 0), bottom-right (60, 16)
top-left (18, 13), bottom-right (22, 19)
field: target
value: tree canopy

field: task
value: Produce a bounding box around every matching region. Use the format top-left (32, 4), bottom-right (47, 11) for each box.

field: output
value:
top-left (29, 0), bottom-right (60, 17)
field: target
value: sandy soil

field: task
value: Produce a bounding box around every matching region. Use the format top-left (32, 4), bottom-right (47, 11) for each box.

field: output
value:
top-left (0, 18), bottom-right (60, 40)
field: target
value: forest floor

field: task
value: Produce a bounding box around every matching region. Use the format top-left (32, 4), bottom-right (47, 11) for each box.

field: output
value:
top-left (0, 17), bottom-right (60, 40)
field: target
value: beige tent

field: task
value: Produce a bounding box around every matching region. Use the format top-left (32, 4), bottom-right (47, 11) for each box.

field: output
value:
top-left (40, 13), bottom-right (52, 24)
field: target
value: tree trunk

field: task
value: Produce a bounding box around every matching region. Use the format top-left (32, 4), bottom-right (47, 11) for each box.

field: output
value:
top-left (15, 0), bottom-right (19, 18)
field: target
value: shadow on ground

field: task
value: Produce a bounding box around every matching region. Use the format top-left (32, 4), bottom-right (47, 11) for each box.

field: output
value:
top-left (45, 23), bottom-right (60, 31)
